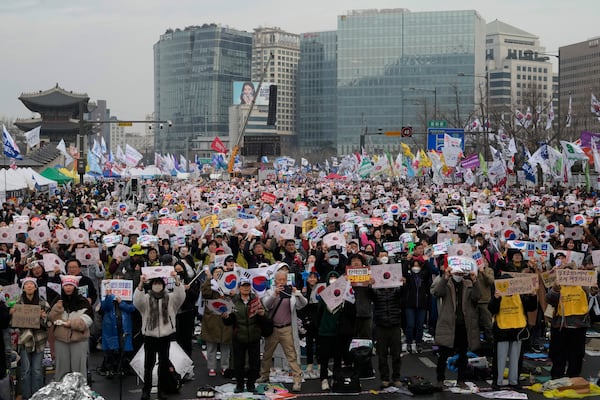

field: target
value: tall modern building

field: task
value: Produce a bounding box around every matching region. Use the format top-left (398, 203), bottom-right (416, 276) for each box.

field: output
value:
top-left (298, 31), bottom-right (337, 159)
top-left (486, 20), bottom-right (555, 127)
top-left (559, 37), bottom-right (600, 140)
top-left (153, 24), bottom-right (253, 156)
top-left (335, 9), bottom-right (486, 155)
top-left (252, 27), bottom-right (300, 152)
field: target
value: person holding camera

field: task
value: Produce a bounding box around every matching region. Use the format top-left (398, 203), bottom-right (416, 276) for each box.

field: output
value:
top-left (256, 269), bottom-right (307, 393)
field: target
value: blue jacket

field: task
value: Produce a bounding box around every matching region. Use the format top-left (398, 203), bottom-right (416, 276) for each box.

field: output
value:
top-left (101, 294), bottom-right (135, 352)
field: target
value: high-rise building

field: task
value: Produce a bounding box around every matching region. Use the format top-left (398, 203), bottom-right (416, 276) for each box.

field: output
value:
top-left (486, 20), bottom-right (555, 126)
top-left (298, 31), bottom-right (337, 159)
top-left (153, 24), bottom-right (253, 156)
top-left (252, 27), bottom-right (300, 152)
top-left (559, 37), bottom-right (600, 140)
top-left (335, 9), bottom-right (486, 155)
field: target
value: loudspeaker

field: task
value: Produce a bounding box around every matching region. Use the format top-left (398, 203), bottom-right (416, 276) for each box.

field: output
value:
top-left (267, 85), bottom-right (277, 126)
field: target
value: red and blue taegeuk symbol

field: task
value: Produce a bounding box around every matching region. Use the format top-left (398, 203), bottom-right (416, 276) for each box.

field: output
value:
top-left (212, 301), bottom-right (229, 313)
top-left (223, 273), bottom-right (238, 290)
top-left (252, 276), bottom-right (269, 292)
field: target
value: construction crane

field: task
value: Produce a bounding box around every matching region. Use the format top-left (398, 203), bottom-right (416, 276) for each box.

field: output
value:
top-left (228, 52), bottom-right (275, 173)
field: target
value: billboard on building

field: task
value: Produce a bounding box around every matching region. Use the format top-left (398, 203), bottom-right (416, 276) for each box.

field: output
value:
top-left (233, 82), bottom-right (273, 106)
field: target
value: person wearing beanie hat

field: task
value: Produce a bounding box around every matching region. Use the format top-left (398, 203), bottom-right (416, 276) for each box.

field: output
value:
top-left (48, 274), bottom-right (94, 381)
top-left (13, 276), bottom-right (51, 398)
top-left (134, 270), bottom-right (185, 400)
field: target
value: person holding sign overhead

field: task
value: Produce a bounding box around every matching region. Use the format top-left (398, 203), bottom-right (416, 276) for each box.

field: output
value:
top-left (134, 270), bottom-right (184, 400)
top-left (488, 274), bottom-right (537, 389)
top-left (431, 265), bottom-right (481, 387)
top-left (12, 276), bottom-right (51, 399)
top-left (98, 270), bottom-right (135, 378)
top-left (546, 263), bottom-right (593, 379)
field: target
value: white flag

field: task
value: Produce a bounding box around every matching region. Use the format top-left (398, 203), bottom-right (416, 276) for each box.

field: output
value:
top-left (24, 126), bottom-right (41, 148)
top-left (592, 94), bottom-right (600, 119)
top-left (545, 103), bottom-right (555, 130)
top-left (56, 139), bottom-right (67, 156)
top-left (115, 145), bottom-right (127, 163)
top-left (125, 144), bottom-right (143, 166)
top-left (560, 140), bottom-right (588, 161)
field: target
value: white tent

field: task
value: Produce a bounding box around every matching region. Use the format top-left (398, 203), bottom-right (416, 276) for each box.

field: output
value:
top-left (0, 169), bottom-right (29, 191)
top-left (22, 167), bottom-right (57, 189)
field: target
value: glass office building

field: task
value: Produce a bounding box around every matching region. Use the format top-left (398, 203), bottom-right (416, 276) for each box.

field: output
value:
top-left (154, 24), bottom-right (252, 155)
top-left (336, 9), bottom-right (486, 155)
top-left (298, 31), bottom-right (338, 158)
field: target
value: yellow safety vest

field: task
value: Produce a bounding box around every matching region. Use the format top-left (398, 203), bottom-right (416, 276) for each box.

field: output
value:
top-left (557, 286), bottom-right (588, 317)
top-left (496, 294), bottom-right (527, 330)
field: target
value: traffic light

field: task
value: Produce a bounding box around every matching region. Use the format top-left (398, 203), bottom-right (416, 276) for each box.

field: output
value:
top-left (267, 85), bottom-right (277, 126)
top-left (401, 126), bottom-right (413, 137)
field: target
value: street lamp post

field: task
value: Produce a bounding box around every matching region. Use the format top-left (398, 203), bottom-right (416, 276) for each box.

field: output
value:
top-left (458, 72), bottom-right (489, 160)
top-left (524, 50), bottom-right (560, 144)
top-left (409, 87), bottom-right (437, 120)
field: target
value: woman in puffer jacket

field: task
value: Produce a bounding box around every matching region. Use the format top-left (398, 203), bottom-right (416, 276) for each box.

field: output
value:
top-left (48, 275), bottom-right (94, 381)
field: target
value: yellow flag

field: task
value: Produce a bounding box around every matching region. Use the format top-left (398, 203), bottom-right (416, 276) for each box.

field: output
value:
top-left (401, 143), bottom-right (414, 159)
top-left (419, 150), bottom-right (432, 168)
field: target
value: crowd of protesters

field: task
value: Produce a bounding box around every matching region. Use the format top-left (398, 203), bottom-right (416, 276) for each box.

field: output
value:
top-left (0, 176), bottom-right (599, 399)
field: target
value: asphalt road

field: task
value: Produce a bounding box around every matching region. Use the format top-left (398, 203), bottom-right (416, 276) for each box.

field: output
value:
top-left (47, 334), bottom-right (600, 400)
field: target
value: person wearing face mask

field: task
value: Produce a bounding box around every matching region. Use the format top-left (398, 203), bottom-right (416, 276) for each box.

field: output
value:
top-left (315, 248), bottom-right (347, 278)
top-left (315, 271), bottom-right (356, 391)
top-left (201, 263), bottom-right (234, 377)
top-left (546, 262), bottom-right (592, 379)
top-left (134, 271), bottom-right (184, 400)
top-left (299, 271), bottom-right (320, 378)
top-left (174, 260), bottom-right (200, 357)
top-left (368, 271), bottom-right (404, 388)
top-left (431, 266), bottom-right (481, 387)
top-left (403, 260), bottom-right (432, 353)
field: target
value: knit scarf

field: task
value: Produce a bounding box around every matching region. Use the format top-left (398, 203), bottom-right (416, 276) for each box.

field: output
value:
top-left (147, 290), bottom-right (169, 332)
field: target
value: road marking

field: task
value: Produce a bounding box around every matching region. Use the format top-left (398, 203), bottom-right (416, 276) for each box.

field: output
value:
top-left (419, 356), bottom-right (437, 368)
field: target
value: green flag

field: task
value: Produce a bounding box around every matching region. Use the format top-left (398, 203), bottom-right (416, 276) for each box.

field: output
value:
top-left (479, 153), bottom-right (487, 176)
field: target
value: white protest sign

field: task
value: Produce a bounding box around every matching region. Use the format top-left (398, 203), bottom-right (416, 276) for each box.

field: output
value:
top-left (42, 253), bottom-right (66, 273)
top-left (319, 276), bottom-right (348, 313)
top-left (371, 263), bottom-right (403, 289)
top-left (447, 256), bottom-right (477, 274)
top-left (101, 279), bottom-right (134, 301)
top-left (75, 247), bottom-right (100, 266)
top-left (141, 266), bottom-right (174, 280)
top-left (383, 241), bottom-right (403, 255)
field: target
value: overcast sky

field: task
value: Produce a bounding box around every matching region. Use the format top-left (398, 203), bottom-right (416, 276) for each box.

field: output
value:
top-left (0, 0), bottom-right (597, 127)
